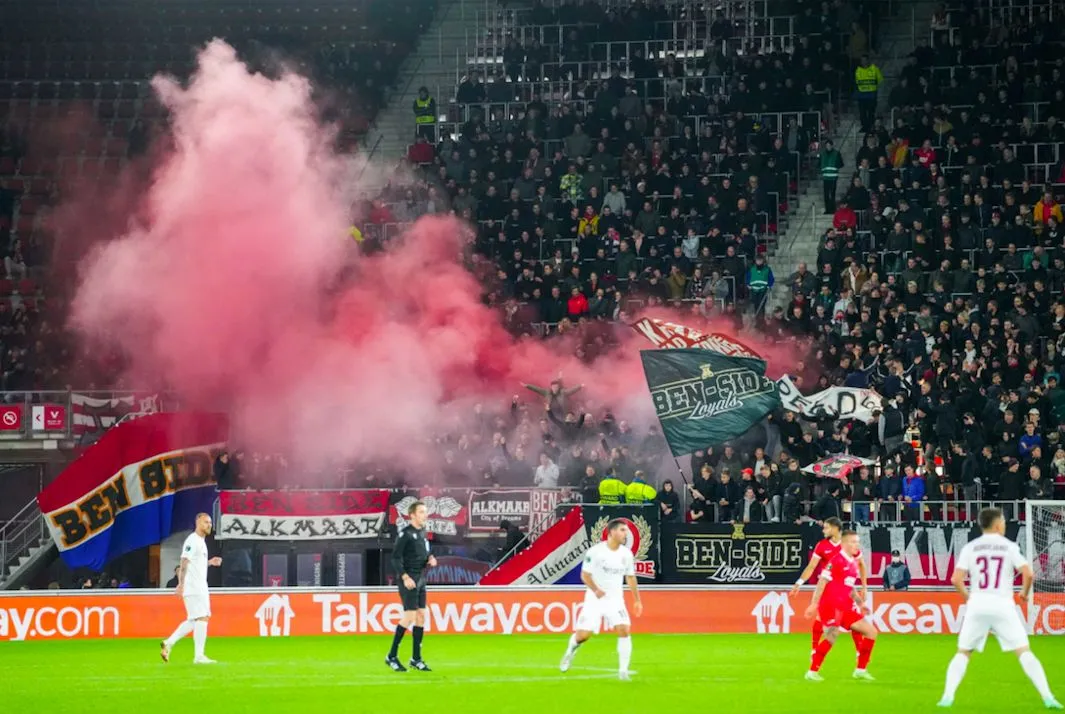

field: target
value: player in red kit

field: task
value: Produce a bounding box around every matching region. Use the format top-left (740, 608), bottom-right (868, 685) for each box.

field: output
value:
top-left (790, 517), bottom-right (868, 654)
top-left (804, 530), bottom-right (879, 681)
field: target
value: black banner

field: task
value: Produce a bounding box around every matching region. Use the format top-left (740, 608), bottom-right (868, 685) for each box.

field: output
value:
top-left (468, 490), bottom-right (532, 531)
top-left (661, 522), bottom-right (809, 584)
top-left (582, 505), bottom-right (661, 580)
top-left (659, 521), bottom-right (1027, 586)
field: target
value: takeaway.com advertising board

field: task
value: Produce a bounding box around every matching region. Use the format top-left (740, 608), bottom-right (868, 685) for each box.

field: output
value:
top-left (1, 588), bottom-right (1063, 642)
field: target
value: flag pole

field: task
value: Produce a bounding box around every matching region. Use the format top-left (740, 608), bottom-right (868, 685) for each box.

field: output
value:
top-left (673, 457), bottom-right (691, 486)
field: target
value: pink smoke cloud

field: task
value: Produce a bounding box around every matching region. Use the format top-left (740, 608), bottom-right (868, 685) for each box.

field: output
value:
top-left (65, 40), bottom-right (811, 483)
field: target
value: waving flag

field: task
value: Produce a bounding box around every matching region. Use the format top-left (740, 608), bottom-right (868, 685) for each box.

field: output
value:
top-left (641, 348), bottom-right (781, 456)
top-left (37, 412), bottom-right (228, 570)
top-left (631, 318), bottom-right (762, 358)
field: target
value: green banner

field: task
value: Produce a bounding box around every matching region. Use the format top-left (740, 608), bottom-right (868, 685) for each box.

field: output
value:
top-left (640, 349), bottom-right (781, 456)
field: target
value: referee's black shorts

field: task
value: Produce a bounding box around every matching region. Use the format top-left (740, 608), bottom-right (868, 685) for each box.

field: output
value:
top-left (399, 582), bottom-right (427, 611)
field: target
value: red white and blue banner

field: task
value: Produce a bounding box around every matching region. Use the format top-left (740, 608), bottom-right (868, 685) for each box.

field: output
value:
top-left (37, 412), bottom-right (228, 570)
top-left (478, 506), bottom-right (588, 586)
top-left (218, 489), bottom-right (390, 540)
top-left (478, 505), bottom-right (659, 586)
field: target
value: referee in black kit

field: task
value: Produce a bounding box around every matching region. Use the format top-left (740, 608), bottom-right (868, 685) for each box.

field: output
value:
top-left (386, 500), bottom-right (437, 672)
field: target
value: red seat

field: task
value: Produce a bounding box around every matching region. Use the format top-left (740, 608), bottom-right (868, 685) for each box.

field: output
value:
top-left (15, 216), bottom-right (35, 235)
top-left (0, 280), bottom-right (14, 295)
top-left (18, 197), bottom-right (39, 215)
top-left (17, 279), bottom-right (36, 294)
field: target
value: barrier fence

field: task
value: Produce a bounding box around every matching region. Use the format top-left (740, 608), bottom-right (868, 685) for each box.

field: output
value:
top-left (0, 586), bottom-right (1062, 641)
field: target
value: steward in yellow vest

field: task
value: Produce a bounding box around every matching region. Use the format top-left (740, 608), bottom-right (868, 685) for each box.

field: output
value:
top-left (598, 473), bottom-right (627, 504)
top-left (624, 471), bottom-right (657, 504)
top-left (412, 86), bottom-right (437, 141)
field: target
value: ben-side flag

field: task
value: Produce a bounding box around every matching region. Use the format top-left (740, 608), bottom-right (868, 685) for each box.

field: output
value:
top-left (640, 348), bottom-right (781, 456)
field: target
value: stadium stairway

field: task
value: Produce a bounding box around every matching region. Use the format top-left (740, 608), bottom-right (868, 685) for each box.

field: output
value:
top-left (0, 497), bottom-right (53, 590)
top-left (361, 0), bottom-right (497, 191)
top-left (766, 0), bottom-right (935, 314)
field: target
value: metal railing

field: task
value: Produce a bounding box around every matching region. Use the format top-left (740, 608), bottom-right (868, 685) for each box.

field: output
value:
top-left (0, 497), bottom-right (47, 581)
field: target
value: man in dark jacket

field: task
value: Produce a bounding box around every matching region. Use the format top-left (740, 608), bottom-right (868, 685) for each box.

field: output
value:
top-left (716, 470), bottom-right (741, 522)
top-left (998, 458), bottom-right (1023, 519)
top-left (878, 463), bottom-right (903, 521)
top-left (883, 550), bottom-right (911, 591)
top-left (781, 482), bottom-right (806, 524)
top-left (813, 481), bottom-right (844, 521)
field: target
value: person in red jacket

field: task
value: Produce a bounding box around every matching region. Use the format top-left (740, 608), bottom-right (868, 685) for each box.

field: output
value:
top-left (567, 286), bottom-right (589, 318)
top-left (833, 199), bottom-right (858, 230)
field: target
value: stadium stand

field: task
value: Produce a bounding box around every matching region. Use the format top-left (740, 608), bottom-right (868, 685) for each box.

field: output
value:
top-left (5, 0), bottom-right (1065, 562)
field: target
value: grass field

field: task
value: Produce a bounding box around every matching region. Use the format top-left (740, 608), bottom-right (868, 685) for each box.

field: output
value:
top-left (2, 634), bottom-right (1063, 712)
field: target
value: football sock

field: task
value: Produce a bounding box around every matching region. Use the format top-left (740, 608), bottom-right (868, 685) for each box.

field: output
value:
top-left (812, 620), bottom-right (823, 649)
top-left (164, 620), bottom-right (194, 647)
top-left (1020, 652), bottom-right (1054, 700)
top-left (412, 626), bottom-right (424, 660)
top-left (388, 625), bottom-right (406, 659)
top-left (617, 636), bottom-right (632, 672)
top-left (942, 654), bottom-right (969, 701)
top-left (193, 621), bottom-right (208, 659)
top-left (565, 634), bottom-right (583, 657)
top-left (851, 629), bottom-right (864, 651)
top-left (856, 636), bottom-right (875, 670)
top-left (810, 638), bottom-right (834, 672)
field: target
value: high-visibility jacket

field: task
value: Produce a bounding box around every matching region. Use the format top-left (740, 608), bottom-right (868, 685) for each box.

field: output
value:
top-left (624, 480), bottom-right (656, 504)
top-left (820, 150), bottom-right (843, 180)
top-left (598, 478), bottom-right (627, 504)
top-left (413, 97), bottom-right (436, 125)
top-left (855, 64), bottom-right (883, 94)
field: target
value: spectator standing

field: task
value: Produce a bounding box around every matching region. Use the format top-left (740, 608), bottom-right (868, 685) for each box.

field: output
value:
top-left (534, 453), bottom-right (560, 488)
top-left (878, 463), bottom-right (902, 521)
top-left (852, 466), bottom-right (876, 522)
top-left (412, 86), bottom-right (437, 142)
top-left (902, 464), bottom-right (925, 520)
top-left (820, 140), bottom-right (844, 214)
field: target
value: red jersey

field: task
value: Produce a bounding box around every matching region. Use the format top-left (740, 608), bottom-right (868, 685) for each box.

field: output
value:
top-left (820, 551), bottom-right (860, 608)
top-left (810, 538), bottom-right (862, 579)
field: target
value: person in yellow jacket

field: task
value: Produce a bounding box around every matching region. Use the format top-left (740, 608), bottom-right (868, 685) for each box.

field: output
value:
top-left (598, 471), bottom-right (627, 504)
top-left (624, 471), bottom-right (657, 504)
top-left (854, 55), bottom-right (883, 133)
top-left (412, 86), bottom-right (437, 142)
top-left (1035, 191), bottom-right (1064, 225)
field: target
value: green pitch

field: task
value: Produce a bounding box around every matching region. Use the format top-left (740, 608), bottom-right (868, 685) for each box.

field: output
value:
top-left (2, 634), bottom-right (1063, 712)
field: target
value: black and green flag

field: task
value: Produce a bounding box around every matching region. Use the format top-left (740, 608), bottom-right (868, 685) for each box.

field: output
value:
top-left (640, 348), bottom-right (781, 456)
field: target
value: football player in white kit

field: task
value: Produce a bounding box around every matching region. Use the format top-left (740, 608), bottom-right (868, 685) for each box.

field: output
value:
top-left (160, 513), bottom-right (223, 664)
top-left (939, 507), bottom-right (1062, 709)
top-left (560, 519), bottom-right (643, 680)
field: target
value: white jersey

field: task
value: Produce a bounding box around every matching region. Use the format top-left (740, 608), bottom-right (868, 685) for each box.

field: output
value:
top-left (181, 532), bottom-right (210, 596)
top-left (956, 533), bottom-right (1028, 604)
top-left (582, 542), bottom-right (635, 596)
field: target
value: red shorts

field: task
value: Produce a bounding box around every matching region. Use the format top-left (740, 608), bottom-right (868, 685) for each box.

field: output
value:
top-left (818, 600), bottom-right (864, 630)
